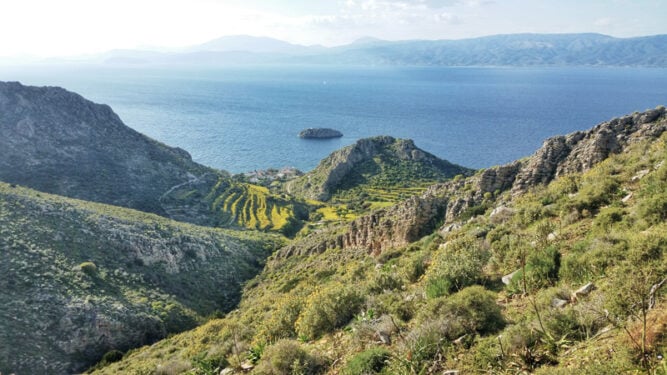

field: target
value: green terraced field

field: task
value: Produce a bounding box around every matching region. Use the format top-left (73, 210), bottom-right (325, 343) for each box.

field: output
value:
top-left (209, 183), bottom-right (300, 232)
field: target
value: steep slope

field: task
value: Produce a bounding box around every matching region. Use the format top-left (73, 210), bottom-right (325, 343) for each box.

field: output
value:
top-left (279, 107), bottom-right (667, 256)
top-left (0, 81), bottom-right (216, 215)
top-left (93, 107), bottom-right (667, 375)
top-left (0, 181), bottom-right (281, 375)
top-left (0, 81), bottom-right (302, 233)
top-left (285, 136), bottom-right (472, 202)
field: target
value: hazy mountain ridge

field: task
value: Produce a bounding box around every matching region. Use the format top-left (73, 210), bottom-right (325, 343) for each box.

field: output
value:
top-left (91, 33), bottom-right (667, 67)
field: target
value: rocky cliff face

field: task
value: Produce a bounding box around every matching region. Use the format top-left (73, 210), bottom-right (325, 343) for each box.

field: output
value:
top-left (278, 107), bottom-right (667, 257)
top-left (285, 136), bottom-right (472, 201)
top-left (0, 81), bottom-right (219, 215)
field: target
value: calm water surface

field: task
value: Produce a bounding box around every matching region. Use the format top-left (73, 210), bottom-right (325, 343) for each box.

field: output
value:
top-left (2, 65), bottom-right (666, 172)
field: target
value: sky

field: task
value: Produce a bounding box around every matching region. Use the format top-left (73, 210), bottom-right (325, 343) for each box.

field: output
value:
top-left (1, 0), bottom-right (665, 58)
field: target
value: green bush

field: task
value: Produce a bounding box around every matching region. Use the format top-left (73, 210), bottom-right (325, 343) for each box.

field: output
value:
top-left (342, 347), bottom-right (390, 375)
top-left (259, 296), bottom-right (303, 341)
top-left (637, 192), bottom-right (667, 225)
top-left (425, 277), bottom-right (452, 299)
top-left (593, 206), bottom-right (626, 233)
top-left (368, 271), bottom-right (403, 294)
top-left (509, 246), bottom-right (560, 294)
top-left (559, 238), bottom-right (625, 283)
top-left (569, 172), bottom-right (620, 212)
top-left (295, 284), bottom-right (364, 340)
top-left (254, 339), bottom-right (324, 375)
top-left (418, 286), bottom-right (505, 337)
top-left (79, 261), bottom-right (97, 275)
top-left (423, 236), bottom-right (489, 298)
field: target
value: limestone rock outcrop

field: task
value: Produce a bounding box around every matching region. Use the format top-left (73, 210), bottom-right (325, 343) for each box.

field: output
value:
top-left (278, 107), bottom-right (667, 257)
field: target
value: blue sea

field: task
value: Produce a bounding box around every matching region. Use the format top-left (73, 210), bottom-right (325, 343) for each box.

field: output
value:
top-left (2, 64), bottom-right (667, 173)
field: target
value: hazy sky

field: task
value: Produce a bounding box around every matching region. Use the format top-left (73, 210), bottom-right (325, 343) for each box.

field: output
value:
top-left (1, 0), bottom-right (665, 57)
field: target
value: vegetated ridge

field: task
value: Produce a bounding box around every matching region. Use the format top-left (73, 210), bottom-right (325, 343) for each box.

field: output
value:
top-left (0, 182), bottom-right (282, 375)
top-left (285, 136), bottom-right (472, 202)
top-left (0, 81), bottom-right (302, 233)
top-left (94, 107), bottom-right (667, 375)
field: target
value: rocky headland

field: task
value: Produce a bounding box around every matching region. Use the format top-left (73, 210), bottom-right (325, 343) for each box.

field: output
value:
top-left (286, 135), bottom-right (472, 201)
top-left (279, 106), bottom-right (667, 257)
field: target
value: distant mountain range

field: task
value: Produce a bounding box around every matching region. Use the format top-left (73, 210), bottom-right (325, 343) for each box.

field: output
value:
top-left (89, 33), bottom-right (667, 67)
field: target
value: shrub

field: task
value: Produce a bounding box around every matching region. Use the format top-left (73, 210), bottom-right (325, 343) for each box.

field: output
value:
top-left (100, 349), bottom-right (123, 363)
top-left (559, 238), bottom-right (624, 283)
top-left (637, 192), bottom-right (667, 226)
top-left (593, 206), bottom-right (626, 233)
top-left (368, 271), bottom-right (403, 294)
top-left (569, 172), bottom-right (620, 212)
top-left (342, 348), bottom-right (391, 375)
top-left (500, 322), bottom-right (555, 370)
top-left (443, 286), bottom-right (505, 335)
top-left (259, 296), bottom-right (304, 341)
top-left (423, 236), bottom-right (489, 298)
top-left (418, 286), bottom-right (505, 338)
top-left (254, 339), bottom-right (324, 375)
top-left (508, 246), bottom-right (560, 294)
top-left (87, 349), bottom-right (124, 371)
top-left (79, 261), bottom-right (97, 275)
top-left (295, 284), bottom-right (364, 340)
top-left (425, 277), bottom-right (452, 299)
top-left (403, 254), bottom-right (427, 283)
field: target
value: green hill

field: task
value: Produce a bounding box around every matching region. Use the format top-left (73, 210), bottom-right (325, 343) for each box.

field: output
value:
top-left (0, 182), bottom-right (282, 374)
top-left (91, 109), bottom-right (667, 375)
top-left (285, 136), bottom-right (472, 203)
top-left (0, 81), bottom-right (305, 234)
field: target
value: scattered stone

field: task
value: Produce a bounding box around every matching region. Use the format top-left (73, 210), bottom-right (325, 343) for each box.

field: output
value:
top-left (502, 269), bottom-right (520, 285)
top-left (439, 223), bottom-right (461, 235)
top-left (376, 331), bottom-right (391, 345)
top-left (571, 282), bottom-right (596, 301)
top-left (632, 169), bottom-right (650, 182)
top-left (240, 361), bottom-right (254, 371)
top-left (443, 370), bottom-right (460, 375)
top-left (622, 192), bottom-right (633, 203)
top-left (552, 298), bottom-right (569, 308)
top-left (453, 335), bottom-right (467, 345)
top-left (298, 128), bottom-right (343, 139)
top-left (220, 368), bottom-right (235, 375)
top-left (547, 232), bottom-right (558, 242)
top-left (489, 206), bottom-right (514, 223)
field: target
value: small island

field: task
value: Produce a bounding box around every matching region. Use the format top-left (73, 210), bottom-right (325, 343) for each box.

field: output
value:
top-left (298, 128), bottom-right (343, 139)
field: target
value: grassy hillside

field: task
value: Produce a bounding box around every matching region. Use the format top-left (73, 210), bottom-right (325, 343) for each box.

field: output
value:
top-left (285, 136), bottom-right (472, 203)
top-left (92, 129), bottom-right (667, 374)
top-left (0, 182), bottom-right (283, 374)
top-left (161, 175), bottom-right (308, 236)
